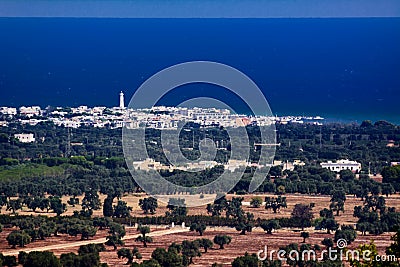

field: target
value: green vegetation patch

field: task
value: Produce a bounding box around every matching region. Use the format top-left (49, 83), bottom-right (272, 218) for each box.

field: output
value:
top-left (0, 163), bottom-right (64, 181)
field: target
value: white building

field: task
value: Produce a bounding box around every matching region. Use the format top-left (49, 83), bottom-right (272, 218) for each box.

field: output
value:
top-left (320, 159), bottom-right (361, 173)
top-left (224, 159), bottom-right (248, 172)
top-left (19, 106), bottom-right (41, 117)
top-left (14, 133), bottom-right (35, 143)
top-left (61, 120), bottom-right (81, 128)
top-left (71, 106), bottom-right (89, 114)
top-left (92, 106), bottom-right (106, 115)
top-left (273, 159), bottom-right (306, 171)
top-left (0, 107), bottom-right (17, 116)
top-left (132, 158), bottom-right (170, 171)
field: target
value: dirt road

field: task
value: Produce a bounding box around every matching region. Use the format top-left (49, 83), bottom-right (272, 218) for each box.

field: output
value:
top-left (2, 227), bottom-right (189, 256)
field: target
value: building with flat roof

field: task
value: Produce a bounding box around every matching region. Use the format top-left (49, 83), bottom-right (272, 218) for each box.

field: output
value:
top-left (320, 159), bottom-right (361, 173)
top-left (19, 106), bottom-right (41, 117)
top-left (14, 133), bottom-right (35, 143)
top-left (0, 107), bottom-right (17, 116)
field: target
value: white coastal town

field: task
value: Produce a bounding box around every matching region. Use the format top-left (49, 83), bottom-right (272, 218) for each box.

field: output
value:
top-left (0, 91), bottom-right (324, 129)
top-left (0, 92), bottom-right (362, 174)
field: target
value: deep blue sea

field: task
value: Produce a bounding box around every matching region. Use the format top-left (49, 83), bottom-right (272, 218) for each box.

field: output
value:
top-left (0, 18), bottom-right (399, 123)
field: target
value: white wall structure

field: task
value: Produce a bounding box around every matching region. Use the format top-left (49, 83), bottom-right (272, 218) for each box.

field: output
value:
top-left (19, 106), bottom-right (41, 117)
top-left (14, 133), bottom-right (35, 143)
top-left (0, 107), bottom-right (17, 115)
top-left (320, 159), bottom-right (361, 173)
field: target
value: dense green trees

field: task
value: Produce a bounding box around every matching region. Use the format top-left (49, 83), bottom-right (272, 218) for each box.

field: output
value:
top-left (1, 122), bottom-right (399, 170)
top-left (198, 238), bottom-right (213, 253)
top-left (181, 240), bottom-right (201, 264)
top-left (3, 195), bottom-right (67, 216)
top-left (81, 189), bottom-right (101, 216)
top-left (1, 123), bottom-right (400, 201)
top-left (166, 198), bottom-right (188, 217)
top-left (93, 217), bottom-right (112, 230)
top-left (7, 230), bottom-right (31, 248)
top-left (213, 235), bottom-right (232, 249)
top-left (250, 197), bottom-right (262, 208)
top-left (0, 254), bottom-right (18, 267)
top-left (49, 196), bottom-right (67, 216)
top-left (0, 195), bottom-right (7, 212)
top-left (291, 204), bottom-right (314, 230)
top-left (189, 223), bottom-right (207, 236)
top-left (386, 229), bottom-right (400, 259)
top-left (22, 251), bottom-right (60, 267)
top-left (207, 196), bottom-right (228, 217)
top-left (113, 200), bottom-right (132, 218)
top-left (103, 195), bottom-right (114, 217)
top-left (260, 219), bottom-right (280, 234)
top-left (2, 248), bottom-right (107, 267)
top-left (330, 189), bottom-right (346, 216)
top-left (322, 237), bottom-right (334, 248)
top-left (0, 122), bottom-right (400, 265)
top-left (226, 197), bottom-right (245, 219)
top-left (231, 252), bottom-right (282, 267)
top-left (235, 212), bottom-right (254, 235)
top-left (339, 170), bottom-right (355, 182)
top-left (201, 196), bottom-right (247, 231)
top-left (79, 224), bottom-right (97, 240)
top-left (105, 222), bottom-right (126, 250)
top-left (315, 208), bottom-right (339, 234)
top-left (144, 238), bottom-right (211, 266)
top-left (6, 199), bottom-right (22, 214)
top-left (117, 248), bottom-right (133, 265)
top-left (117, 247), bottom-right (141, 265)
top-left (67, 196), bottom-right (79, 207)
top-left (354, 194), bottom-right (400, 235)
top-left (334, 225), bottom-right (357, 245)
top-left (382, 165), bottom-right (400, 191)
top-left (136, 225), bottom-right (152, 247)
top-left (265, 196), bottom-right (287, 213)
top-left (231, 252), bottom-right (259, 267)
top-left (2, 216), bottom-right (102, 249)
top-left (56, 217), bottom-right (97, 240)
top-left (139, 197), bottom-right (158, 214)
top-left (60, 244), bottom-right (107, 267)
top-left (300, 231), bottom-right (310, 243)
top-left (151, 247), bottom-right (183, 267)
top-left (78, 243), bottom-right (106, 255)
top-left (349, 241), bottom-right (381, 267)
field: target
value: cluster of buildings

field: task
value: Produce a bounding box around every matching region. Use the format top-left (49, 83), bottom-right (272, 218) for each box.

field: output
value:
top-left (131, 156), bottom-right (310, 173)
top-left (0, 92), bottom-right (324, 129)
top-left (1, 92), bottom-right (365, 175)
top-left (132, 158), bottom-right (267, 172)
top-left (273, 159), bottom-right (306, 172)
top-left (130, 157), bottom-right (363, 174)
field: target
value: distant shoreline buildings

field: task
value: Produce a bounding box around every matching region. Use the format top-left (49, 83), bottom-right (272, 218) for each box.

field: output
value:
top-left (0, 92), bottom-right (324, 129)
top-left (14, 133), bottom-right (35, 143)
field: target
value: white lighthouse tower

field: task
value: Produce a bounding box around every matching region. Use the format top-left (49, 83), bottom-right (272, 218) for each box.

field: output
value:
top-left (119, 91), bottom-right (125, 109)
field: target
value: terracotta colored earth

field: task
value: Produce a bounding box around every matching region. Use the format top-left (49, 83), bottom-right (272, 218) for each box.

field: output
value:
top-left (1, 193), bottom-right (399, 266)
